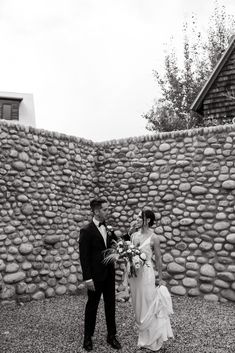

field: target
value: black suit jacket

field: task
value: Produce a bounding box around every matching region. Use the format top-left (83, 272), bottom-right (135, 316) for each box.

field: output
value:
top-left (79, 221), bottom-right (118, 282)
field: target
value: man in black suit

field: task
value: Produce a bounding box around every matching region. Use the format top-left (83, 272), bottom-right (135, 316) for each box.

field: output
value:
top-left (79, 198), bottom-right (121, 352)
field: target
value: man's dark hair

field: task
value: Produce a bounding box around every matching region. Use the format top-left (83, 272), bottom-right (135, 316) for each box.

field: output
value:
top-left (90, 198), bottom-right (107, 212)
top-left (141, 209), bottom-right (155, 227)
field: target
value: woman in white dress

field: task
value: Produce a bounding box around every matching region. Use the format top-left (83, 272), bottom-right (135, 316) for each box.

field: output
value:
top-left (128, 209), bottom-right (174, 352)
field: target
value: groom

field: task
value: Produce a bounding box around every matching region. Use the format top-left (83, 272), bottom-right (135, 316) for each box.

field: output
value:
top-left (79, 198), bottom-right (121, 351)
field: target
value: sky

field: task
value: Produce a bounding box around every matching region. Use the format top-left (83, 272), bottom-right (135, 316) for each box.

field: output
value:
top-left (0, 0), bottom-right (235, 142)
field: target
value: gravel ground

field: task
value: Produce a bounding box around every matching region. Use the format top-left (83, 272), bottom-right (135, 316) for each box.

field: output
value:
top-left (0, 293), bottom-right (234, 353)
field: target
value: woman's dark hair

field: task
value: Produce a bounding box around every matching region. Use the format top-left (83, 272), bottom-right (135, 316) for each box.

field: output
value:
top-left (90, 198), bottom-right (107, 212)
top-left (141, 209), bottom-right (155, 227)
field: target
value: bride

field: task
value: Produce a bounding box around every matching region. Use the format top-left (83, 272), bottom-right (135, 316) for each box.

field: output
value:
top-left (127, 209), bottom-right (174, 351)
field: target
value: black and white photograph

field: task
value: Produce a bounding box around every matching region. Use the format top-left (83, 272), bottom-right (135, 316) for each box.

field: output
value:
top-left (0, 1), bottom-right (234, 352)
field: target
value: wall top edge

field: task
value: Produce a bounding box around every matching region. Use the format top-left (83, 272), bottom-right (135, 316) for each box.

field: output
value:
top-left (0, 121), bottom-right (95, 146)
top-left (97, 123), bottom-right (235, 146)
top-left (1, 120), bottom-right (235, 146)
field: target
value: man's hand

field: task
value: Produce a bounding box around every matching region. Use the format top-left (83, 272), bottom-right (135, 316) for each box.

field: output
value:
top-left (86, 280), bottom-right (95, 291)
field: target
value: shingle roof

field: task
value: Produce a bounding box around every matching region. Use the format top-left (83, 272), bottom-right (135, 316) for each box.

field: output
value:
top-left (191, 35), bottom-right (235, 114)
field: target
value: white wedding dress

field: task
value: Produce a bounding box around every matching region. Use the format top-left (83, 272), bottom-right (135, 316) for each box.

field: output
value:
top-left (128, 233), bottom-right (174, 351)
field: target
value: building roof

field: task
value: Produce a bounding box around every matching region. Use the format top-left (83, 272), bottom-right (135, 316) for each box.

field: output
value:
top-left (191, 35), bottom-right (235, 114)
top-left (0, 96), bottom-right (23, 102)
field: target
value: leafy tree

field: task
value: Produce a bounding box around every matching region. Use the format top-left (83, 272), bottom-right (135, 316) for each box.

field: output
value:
top-left (144, 0), bottom-right (235, 132)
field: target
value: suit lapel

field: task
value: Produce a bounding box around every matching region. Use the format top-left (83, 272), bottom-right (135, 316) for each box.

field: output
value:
top-left (90, 221), bottom-right (107, 248)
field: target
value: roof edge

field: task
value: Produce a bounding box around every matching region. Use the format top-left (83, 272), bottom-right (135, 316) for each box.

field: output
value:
top-left (190, 35), bottom-right (235, 113)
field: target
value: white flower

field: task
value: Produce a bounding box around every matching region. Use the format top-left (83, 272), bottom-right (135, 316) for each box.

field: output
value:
top-left (140, 252), bottom-right (147, 261)
top-left (132, 255), bottom-right (140, 265)
top-left (127, 249), bottom-right (132, 254)
top-left (107, 225), bottom-right (113, 231)
top-left (135, 263), bottom-right (141, 269)
top-left (117, 241), bottom-right (123, 247)
top-left (129, 244), bottom-right (135, 249)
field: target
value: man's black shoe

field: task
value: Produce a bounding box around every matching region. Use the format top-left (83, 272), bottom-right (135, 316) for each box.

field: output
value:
top-left (107, 335), bottom-right (121, 350)
top-left (83, 336), bottom-right (93, 351)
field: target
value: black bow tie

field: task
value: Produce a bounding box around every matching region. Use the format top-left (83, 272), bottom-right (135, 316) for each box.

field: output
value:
top-left (98, 221), bottom-right (106, 227)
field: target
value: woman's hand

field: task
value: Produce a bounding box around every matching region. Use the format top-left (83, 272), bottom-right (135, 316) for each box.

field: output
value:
top-left (128, 219), bottom-right (142, 235)
top-left (158, 279), bottom-right (166, 287)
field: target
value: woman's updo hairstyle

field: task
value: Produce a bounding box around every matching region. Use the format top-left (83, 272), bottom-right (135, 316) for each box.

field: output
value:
top-left (141, 209), bottom-right (155, 227)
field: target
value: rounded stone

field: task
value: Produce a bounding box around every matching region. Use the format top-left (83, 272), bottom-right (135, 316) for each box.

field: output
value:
top-left (45, 211), bottom-right (56, 218)
top-left (17, 194), bottom-right (28, 202)
top-left (214, 280), bottom-right (230, 288)
top-left (159, 143), bottom-right (170, 152)
top-left (200, 264), bottom-right (216, 277)
top-left (217, 272), bottom-right (234, 282)
top-left (4, 272), bottom-right (26, 284)
top-left (4, 225), bottom-right (16, 234)
top-left (149, 172), bottom-right (159, 181)
top-left (175, 257), bottom-right (186, 265)
top-left (0, 285), bottom-right (15, 299)
top-left (0, 259), bottom-right (6, 271)
top-left (182, 278), bottom-right (197, 287)
top-left (68, 284), bottom-right (77, 293)
top-left (188, 288), bottom-right (200, 297)
top-left (199, 242), bottom-right (213, 251)
top-left (179, 218), bottom-right (194, 226)
top-left (5, 263), bottom-right (19, 273)
top-left (214, 222), bottom-right (230, 231)
top-left (45, 288), bottom-right (55, 298)
top-left (191, 186), bottom-right (207, 194)
top-left (44, 235), bottom-right (61, 245)
top-left (19, 243), bottom-right (33, 255)
top-left (32, 291), bottom-right (45, 300)
top-left (68, 274), bottom-right (77, 284)
top-left (16, 282), bottom-right (27, 294)
top-left (228, 265), bottom-right (235, 272)
top-left (175, 242), bottom-right (187, 251)
top-left (8, 246), bottom-right (18, 255)
top-left (163, 254), bottom-right (173, 263)
top-left (226, 234), bottom-right (235, 244)
top-left (221, 289), bottom-right (235, 302)
top-left (27, 284), bottom-right (37, 294)
top-left (200, 284), bottom-right (213, 293)
top-left (215, 212), bottom-right (226, 220)
top-left (55, 285), bottom-right (67, 295)
top-left (186, 262), bottom-right (199, 270)
top-left (170, 286), bottom-right (186, 295)
top-left (22, 262), bottom-right (32, 270)
top-left (167, 262), bottom-right (185, 274)
top-left (222, 180), bottom-right (235, 189)
top-left (12, 161), bottom-right (26, 171)
top-left (204, 294), bottom-right (219, 302)
top-left (179, 183), bottom-right (191, 192)
top-left (204, 147), bottom-right (215, 156)
top-left (126, 199), bottom-right (139, 205)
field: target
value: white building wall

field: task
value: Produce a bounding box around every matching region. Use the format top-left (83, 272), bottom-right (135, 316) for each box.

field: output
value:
top-left (0, 91), bottom-right (36, 127)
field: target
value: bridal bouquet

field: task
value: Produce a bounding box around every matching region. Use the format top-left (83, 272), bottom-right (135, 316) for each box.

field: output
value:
top-left (103, 239), bottom-right (148, 277)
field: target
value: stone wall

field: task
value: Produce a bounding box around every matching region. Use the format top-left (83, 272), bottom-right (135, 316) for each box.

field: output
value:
top-left (0, 121), bottom-right (235, 304)
top-left (0, 122), bottom-right (97, 304)
top-left (97, 127), bottom-right (235, 303)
